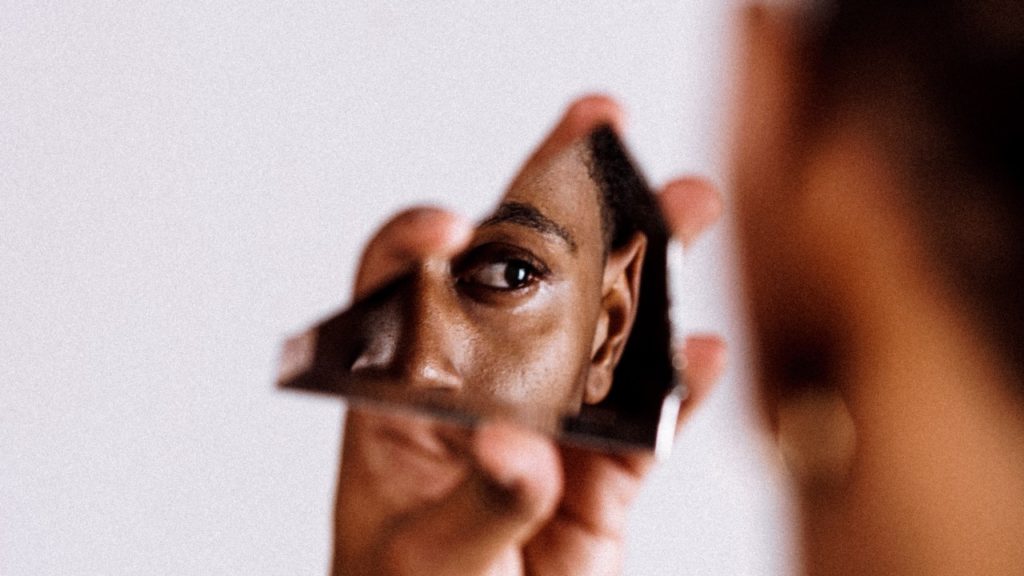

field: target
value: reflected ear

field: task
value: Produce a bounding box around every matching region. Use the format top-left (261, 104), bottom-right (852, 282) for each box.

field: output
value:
top-left (585, 232), bottom-right (647, 404)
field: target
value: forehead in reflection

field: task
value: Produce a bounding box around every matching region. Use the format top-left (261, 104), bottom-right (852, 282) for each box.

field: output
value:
top-left (481, 139), bottom-right (608, 266)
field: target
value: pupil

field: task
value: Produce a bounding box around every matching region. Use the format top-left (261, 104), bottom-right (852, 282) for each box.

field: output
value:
top-left (505, 262), bottom-right (529, 287)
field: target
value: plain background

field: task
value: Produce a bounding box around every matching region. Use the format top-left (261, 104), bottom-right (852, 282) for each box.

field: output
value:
top-left (1, 2), bottom-right (795, 574)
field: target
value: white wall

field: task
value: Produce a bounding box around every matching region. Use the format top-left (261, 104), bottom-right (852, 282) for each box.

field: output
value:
top-left (1, 2), bottom-right (794, 574)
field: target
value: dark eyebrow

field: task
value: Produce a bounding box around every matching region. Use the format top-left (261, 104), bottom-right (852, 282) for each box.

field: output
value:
top-left (479, 201), bottom-right (578, 252)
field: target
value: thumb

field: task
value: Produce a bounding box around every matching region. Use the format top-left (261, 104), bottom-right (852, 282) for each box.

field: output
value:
top-left (374, 422), bottom-right (563, 576)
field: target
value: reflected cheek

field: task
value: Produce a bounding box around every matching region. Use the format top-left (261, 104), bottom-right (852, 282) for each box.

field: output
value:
top-left (462, 291), bottom-right (595, 408)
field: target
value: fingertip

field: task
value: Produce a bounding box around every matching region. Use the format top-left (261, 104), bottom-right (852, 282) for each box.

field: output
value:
top-left (518, 95), bottom-right (627, 180)
top-left (685, 334), bottom-right (727, 375)
top-left (394, 207), bottom-right (474, 256)
top-left (563, 93), bottom-right (627, 138)
top-left (429, 212), bottom-right (474, 256)
top-left (674, 334), bottom-right (727, 431)
top-left (659, 177), bottom-right (724, 247)
top-left (661, 176), bottom-right (719, 198)
top-left (354, 206), bottom-right (472, 297)
top-left (681, 334), bottom-right (728, 401)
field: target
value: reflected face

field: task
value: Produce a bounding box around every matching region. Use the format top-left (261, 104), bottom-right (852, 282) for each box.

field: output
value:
top-left (280, 123), bottom-right (671, 439)
top-left (346, 134), bottom-right (647, 412)
top-left (355, 140), bottom-right (610, 410)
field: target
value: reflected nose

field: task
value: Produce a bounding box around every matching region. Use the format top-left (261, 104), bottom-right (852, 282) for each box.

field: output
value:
top-left (351, 266), bottom-right (466, 391)
top-left (399, 281), bottom-right (465, 390)
top-left (349, 300), bottom-right (400, 375)
top-left (396, 269), bottom-right (466, 391)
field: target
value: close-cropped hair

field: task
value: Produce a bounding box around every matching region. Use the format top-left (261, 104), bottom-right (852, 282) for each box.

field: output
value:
top-left (585, 126), bottom-right (675, 414)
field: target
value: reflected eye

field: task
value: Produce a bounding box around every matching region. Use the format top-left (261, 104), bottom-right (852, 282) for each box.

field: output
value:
top-left (462, 259), bottom-right (539, 291)
top-left (453, 243), bottom-right (550, 295)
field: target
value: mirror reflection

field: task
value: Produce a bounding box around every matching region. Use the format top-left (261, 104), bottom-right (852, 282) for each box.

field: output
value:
top-left (278, 124), bottom-right (679, 452)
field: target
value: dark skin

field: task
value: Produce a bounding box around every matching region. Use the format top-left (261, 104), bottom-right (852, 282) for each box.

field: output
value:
top-left (734, 7), bottom-right (1024, 576)
top-left (332, 96), bottom-right (725, 576)
top-left (329, 4), bottom-right (1024, 573)
top-left (347, 138), bottom-right (645, 411)
top-left (334, 104), bottom-right (645, 575)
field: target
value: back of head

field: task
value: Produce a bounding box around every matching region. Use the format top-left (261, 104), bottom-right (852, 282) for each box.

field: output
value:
top-left (802, 0), bottom-right (1024, 381)
top-left (735, 2), bottom-right (1024, 575)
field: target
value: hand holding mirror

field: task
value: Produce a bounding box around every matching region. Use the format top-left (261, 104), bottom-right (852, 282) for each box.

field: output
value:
top-left (274, 96), bottom-right (725, 576)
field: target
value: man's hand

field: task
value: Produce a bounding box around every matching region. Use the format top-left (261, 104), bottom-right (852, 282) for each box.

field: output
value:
top-left (332, 95), bottom-right (726, 576)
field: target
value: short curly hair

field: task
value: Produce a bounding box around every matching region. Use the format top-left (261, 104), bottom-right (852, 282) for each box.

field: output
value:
top-left (584, 126), bottom-right (675, 416)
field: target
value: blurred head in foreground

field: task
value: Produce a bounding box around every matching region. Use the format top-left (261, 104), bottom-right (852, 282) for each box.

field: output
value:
top-left (734, 1), bottom-right (1023, 575)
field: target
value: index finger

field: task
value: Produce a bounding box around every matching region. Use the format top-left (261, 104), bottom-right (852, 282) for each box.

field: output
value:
top-left (658, 177), bottom-right (724, 248)
top-left (507, 94), bottom-right (627, 191)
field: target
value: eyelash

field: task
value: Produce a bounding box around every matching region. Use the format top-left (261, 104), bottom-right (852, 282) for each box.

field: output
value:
top-left (453, 243), bottom-right (550, 294)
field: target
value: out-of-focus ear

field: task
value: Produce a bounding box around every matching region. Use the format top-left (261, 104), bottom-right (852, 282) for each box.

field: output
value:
top-left (585, 233), bottom-right (647, 404)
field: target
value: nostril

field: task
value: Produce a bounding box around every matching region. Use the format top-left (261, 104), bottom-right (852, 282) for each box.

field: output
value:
top-left (349, 337), bottom-right (397, 374)
top-left (349, 353), bottom-right (375, 372)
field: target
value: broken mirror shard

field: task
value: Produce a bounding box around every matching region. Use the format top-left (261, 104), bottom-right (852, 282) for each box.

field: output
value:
top-left (278, 125), bottom-right (683, 456)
